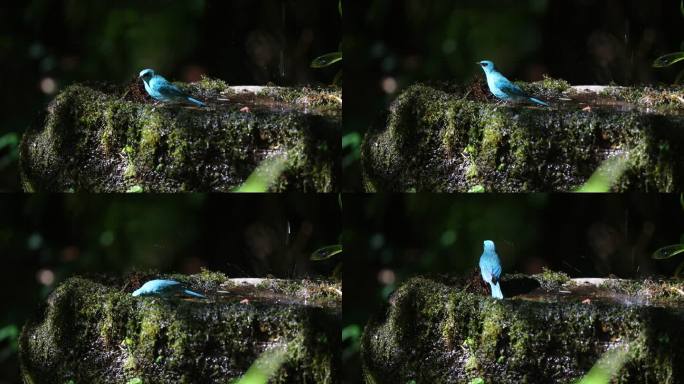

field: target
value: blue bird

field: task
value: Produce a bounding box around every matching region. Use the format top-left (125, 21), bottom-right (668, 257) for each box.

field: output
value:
top-left (477, 60), bottom-right (549, 107)
top-left (479, 240), bottom-right (503, 299)
top-left (132, 279), bottom-right (206, 299)
top-left (138, 69), bottom-right (206, 107)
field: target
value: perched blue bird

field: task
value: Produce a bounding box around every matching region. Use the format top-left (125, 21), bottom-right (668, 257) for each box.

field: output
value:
top-left (132, 279), bottom-right (206, 299)
top-left (479, 240), bottom-right (503, 299)
top-left (477, 60), bottom-right (549, 107)
top-left (138, 69), bottom-right (206, 107)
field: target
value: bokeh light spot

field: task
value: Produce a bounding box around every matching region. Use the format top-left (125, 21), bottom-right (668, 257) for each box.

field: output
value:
top-left (36, 269), bottom-right (55, 286)
top-left (377, 269), bottom-right (395, 285)
top-left (99, 230), bottom-right (115, 246)
top-left (381, 77), bottom-right (397, 94)
top-left (40, 77), bottom-right (57, 94)
top-left (370, 233), bottom-right (385, 250)
top-left (27, 233), bottom-right (43, 250)
top-left (441, 230), bottom-right (457, 246)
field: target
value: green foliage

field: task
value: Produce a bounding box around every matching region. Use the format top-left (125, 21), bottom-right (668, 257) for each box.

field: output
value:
top-left (342, 132), bottom-right (362, 169)
top-left (0, 132), bottom-right (19, 170)
top-left (652, 0), bottom-right (684, 83)
top-left (232, 346), bottom-right (288, 384)
top-left (233, 155), bottom-right (288, 192)
top-left (576, 155), bottom-right (629, 192)
top-left (126, 185), bottom-right (143, 193)
top-left (0, 324), bottom-right (19, 362)
top-left (310, 0), bottom-right (342, 84)
top-left (311, 52), bottom-right (342, 69)
top-left (342, 324), bottom-right (361, 343)
top-left (468, 185), bottom-right (485, 193)
top-left (311, 244), bottom-right (342, 260)
top-left (126, 378), bottom-right (143, 384)
top-left (652, 52), bottom-right (684, 68)
top-left (468, 379), bottom-right (485, 384)
top-left (575, 345), bottom-right (630, 384)
top-left (651, 194), bottom-right (684, 278)
top-left (652, 244), bottom-right (684, 260)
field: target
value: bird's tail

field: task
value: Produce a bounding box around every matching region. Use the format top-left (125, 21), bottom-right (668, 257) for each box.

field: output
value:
top-left (529, 97), bottom-right (549, 107)
top-left (490, 282), bottom-right (504, 299)
top-left (183, 289), bottom-right (206, 298)
top-left (187, 96), bottom-right (206, 107)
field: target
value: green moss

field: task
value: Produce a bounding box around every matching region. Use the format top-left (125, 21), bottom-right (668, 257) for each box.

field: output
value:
top-left (138, 112), bottom-right (163, 166)
top-left (20, 81), bottom-right (339, 192)
top-left (539, 75), bottom-right (571, 93)
top-left (362, 275), bottom-right (684, 383)
top-left (362, 82), bottom-right (684, 192)
top-left (197, 75), bottom-right (230, 93)
top-left (479, 109), bottom-right (506, 168)
top-left (19, 274), bottom-right (340, 383)
top-left (534, 267), bottom-right (571, 290)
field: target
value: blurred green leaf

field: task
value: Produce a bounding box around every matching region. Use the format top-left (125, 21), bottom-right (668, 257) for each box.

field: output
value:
top-left (234, 155), bottom-right (288, 193)
top-left (651, 244), bottom-right (684, 259)
top-left (0, 324), bottom-right (19, 362)
top-left (126, 185), bottom-right (143, 193)
top-left (0, 324), bottom-right (18, 341)
top-left (311, 244), bottom-right (342, 260)
top-left (126, 379), bottom-right (143, 384)
top-left (576, 155), bottom-right (628, 192)
top-left (342, 132), bottom-right (361, 149)
top-left (469, 379), bottom-right (485, 384)
top-left (311, 52), bottom-right (342, 68)
top-left (468, 185), bottom-right (485, 193)
top-left (338, 0), bottom-right (342, 17)
top-left (653, 52), bottom-right (684, 68)
top-left (234, 346), bottom-right (288, 384)
top-left (0, 132), bottom-right (18, 151)
top-left (0, 132), bottom-right (19, 170)
top-left (575, 345), bottom-right (630, 384)
top-left (342, 324), bottom-right (361, 342)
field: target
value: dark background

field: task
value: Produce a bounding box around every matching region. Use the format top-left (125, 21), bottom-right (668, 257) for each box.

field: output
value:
top-left (0, 0), bottom-right (342, 191)
top-left (0, 194), bottom-right (341, 383)
top-left (342, 193), bottom-right (684, 382)
top-left (343, 0), bottom-right (684, 190)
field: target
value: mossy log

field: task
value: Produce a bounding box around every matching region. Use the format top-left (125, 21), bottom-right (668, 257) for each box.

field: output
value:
top-left (20, 78), bottom-right (341, 192)
top-left (361, 273), bottom-right (684, 383)
top-left (362, 80), bottom-right (684, 192)
top-left (19, 273), bottom-right (341, 383)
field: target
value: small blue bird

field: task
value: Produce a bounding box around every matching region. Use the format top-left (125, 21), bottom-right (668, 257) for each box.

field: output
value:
top-left (477, 60), bottom-right (549, 107)
top-left (132, 279), bottom-right (206, 299)
top-left (138, 69), bottom-right (206, 107)
top-left (479, 240), bottom-right (503, 299)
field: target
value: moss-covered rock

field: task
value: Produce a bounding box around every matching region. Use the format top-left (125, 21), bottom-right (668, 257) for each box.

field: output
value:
top-left (361, 274), bottom-right (684, 383)
top-left (362, 80), bottom-right (684, 192)
top-left (19, 273), bottom-right (341, 383)
top-left (20, 79), bottom-right (341, 192)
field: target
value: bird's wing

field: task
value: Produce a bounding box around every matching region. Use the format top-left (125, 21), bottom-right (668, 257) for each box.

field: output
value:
top-left (492, 257), bottom-right (501, 279)
top-left (150, 76), bottom-right (187, 97)
top-left (157, 82), bottom-right (187, 98)
top-left (155, 280), bottom-right (182, 290)
top-left (496, 78), bottom-right (528, 97)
